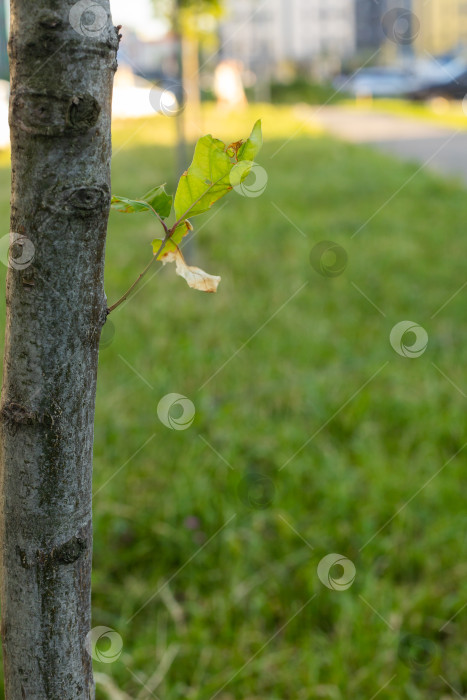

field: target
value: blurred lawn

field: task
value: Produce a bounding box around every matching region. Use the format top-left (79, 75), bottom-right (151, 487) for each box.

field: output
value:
top-left (1, 104), bottom-right (467, 699)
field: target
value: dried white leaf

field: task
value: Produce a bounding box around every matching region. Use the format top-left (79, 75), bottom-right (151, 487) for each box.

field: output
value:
top-left (161, 249), bottom-right (221, 293)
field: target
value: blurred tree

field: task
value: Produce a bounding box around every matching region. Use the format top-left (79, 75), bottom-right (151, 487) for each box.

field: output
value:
top-left (156, 0), bottom-right (223, 28)
top-left (154, 0), bottom-right (224, 171)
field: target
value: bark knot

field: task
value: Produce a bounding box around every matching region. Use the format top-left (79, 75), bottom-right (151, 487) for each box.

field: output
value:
top-left (17, 535), bottom-right (89, 569)
top-left (37, 12), bottom-right (64, 30)
top-left (67, 94), bottom-right (101, 131)
top-left (42, 535), bottom-right (88, 566)
top-left (0, 402), bottom-right (53, 428)
top-left (11, 90), bottom-right (101, 135)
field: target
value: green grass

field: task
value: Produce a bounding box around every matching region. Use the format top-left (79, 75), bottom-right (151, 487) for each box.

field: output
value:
top-left (1, 104), bottom-right (467, 699)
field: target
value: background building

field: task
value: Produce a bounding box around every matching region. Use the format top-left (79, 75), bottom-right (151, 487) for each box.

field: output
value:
top-left (355, 0), bottom-right (385, 50)
top-left (412, 0), bottom-right (467, 55)
top-left (356, 0), bottom-right (467, 58)
top-left (219, 0), bottom-right (355, 76)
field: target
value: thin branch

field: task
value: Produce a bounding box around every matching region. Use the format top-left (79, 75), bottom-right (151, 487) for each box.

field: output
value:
top-left (108, 166), bottom-right (232, 314)
top-left (134, 201), bottom-right (169, 234)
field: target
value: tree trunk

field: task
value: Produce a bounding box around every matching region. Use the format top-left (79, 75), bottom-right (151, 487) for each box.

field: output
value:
top-left (0, 2), bottom-right (118, 697)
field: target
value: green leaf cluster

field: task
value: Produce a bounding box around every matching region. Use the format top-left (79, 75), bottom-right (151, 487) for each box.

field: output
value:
top-left (110, 120), bottom-right (262, 294)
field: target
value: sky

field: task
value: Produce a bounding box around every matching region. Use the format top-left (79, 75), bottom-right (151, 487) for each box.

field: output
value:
top-left (109, 0), bottom-right (168, 39)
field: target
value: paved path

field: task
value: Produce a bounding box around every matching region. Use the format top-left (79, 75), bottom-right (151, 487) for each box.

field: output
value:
top-left (312, 106), bottom-right (467, 184)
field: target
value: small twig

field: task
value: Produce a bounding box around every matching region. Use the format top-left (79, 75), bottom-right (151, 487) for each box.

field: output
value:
top-left (139, 202), bottom-right (169, 235)
top-left (108, 159), bottom-right (235, 315)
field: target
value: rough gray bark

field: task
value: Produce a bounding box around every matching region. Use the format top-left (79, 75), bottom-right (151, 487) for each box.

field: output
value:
top-left (0, 1), bottom-right (118, 697)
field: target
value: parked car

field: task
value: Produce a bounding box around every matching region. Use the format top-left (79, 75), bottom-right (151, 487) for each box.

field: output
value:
top-left (407, 69), bottom-right (467, 100)
top-left (335, 67), bottom-right (418, 98)
top-left (336, 55), bottom-right (467, 101)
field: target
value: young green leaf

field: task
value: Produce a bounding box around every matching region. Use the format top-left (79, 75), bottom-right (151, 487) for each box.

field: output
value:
top-left (237, 119), bottom-right (263, 162)
top-left (173, 135), bottom-right (235, 223)
top-left (107, 121), bottom-right (263, 311)
top-left (152, 237), bottom-right (177, 257)
top-left (141, 185), bottom-right (173, 219)
top-left (111, 185), bottom-right (172, 219)
top-left (150, 220), bottom-right (193, 259)
top-left (171, 220), bottom-right (193, 245)
top-left (111, 195), bottom-right (153, 214)
top-left (229, 159), bottom-right (256, 188)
